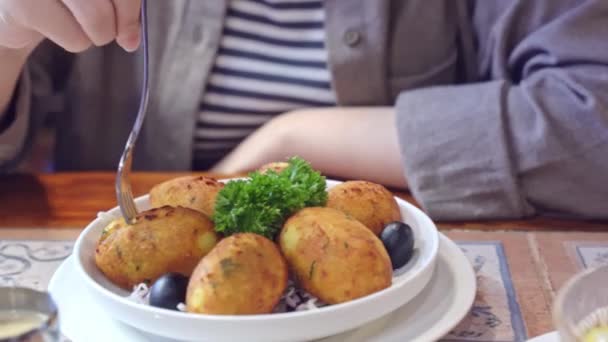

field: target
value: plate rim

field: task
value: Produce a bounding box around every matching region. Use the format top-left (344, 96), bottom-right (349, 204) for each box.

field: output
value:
top-left (50, 233), bottom-right (475, 342)
top-left (409, 233), bottom-right (477, 342)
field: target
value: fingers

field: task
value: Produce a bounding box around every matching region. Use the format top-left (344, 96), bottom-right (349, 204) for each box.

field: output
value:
top-left (7, 0), bottom-right (141, 53)
top-left (14, 0), bottom-right (91, 52)
top-left (0, 7), bottom-right (43, 49)
top-left (112, 0), bottom-right (142, 52)
top-left (61, 0), bottom-right (117, 46)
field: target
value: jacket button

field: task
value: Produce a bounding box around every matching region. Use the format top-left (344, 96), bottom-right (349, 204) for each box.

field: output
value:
top-left (343, 29), bottom-right (361, 47)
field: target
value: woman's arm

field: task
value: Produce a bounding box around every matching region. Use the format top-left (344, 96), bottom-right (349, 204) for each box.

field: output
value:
top-left (212, 107), bottom-right (408, 189)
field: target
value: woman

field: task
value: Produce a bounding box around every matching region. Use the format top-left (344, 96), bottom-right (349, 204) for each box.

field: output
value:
top-left (1, 0), bottom-right (607, 220)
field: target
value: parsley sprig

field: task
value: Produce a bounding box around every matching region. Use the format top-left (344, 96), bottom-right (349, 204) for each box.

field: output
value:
top-left (213, 157), bottom-right (327, 239)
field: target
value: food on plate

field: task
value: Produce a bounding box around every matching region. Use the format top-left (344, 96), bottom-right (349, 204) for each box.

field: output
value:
top-left (96, 157), bottom-right (415, 315)
top-left (279, 207), bottom-right (392, 304)
top-left (214, 157), bottom-right (327, 239)
top-left (186, 233), bottom-right (288, 315)
top-left (380, 222), bottom-right (415, 270)
top-left (258, 162), bottom-right (289, 174)
top-left (150, 176), bottom-right (224, 218)
top-left (149, 273), bottom-right (189, 310)
top-left (99, 216), bottom-right (128, 243)
top-left (95, 206), bottom-right (219, 289)
top-left (326, 181), bottom-right (401, 235)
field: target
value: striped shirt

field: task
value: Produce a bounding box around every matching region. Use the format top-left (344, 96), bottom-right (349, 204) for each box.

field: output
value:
top-left (193, 0), bottom-right (336, 170)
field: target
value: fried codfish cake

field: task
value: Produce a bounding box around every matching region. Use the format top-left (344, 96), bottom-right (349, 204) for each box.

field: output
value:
top-left (326, 181), bottom-right (401, 235)
top-left (187, 233), bottom-right (288, 315)
top-left (95, 206), bottom-right (219, 289)
top-left (279, 207), bottom-right (392, 304)
top-left (150, 176), bottom-right (224, 218)
top-left (258, 162), bottom-right (289, 174)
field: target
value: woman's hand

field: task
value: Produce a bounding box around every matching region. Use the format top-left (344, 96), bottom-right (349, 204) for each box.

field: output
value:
top-left (0, 0), bottom-right (142, 113)
top-left (0, 0), bottom-right (142, 53)
top-left (212, 107), bottom-right (408, 189)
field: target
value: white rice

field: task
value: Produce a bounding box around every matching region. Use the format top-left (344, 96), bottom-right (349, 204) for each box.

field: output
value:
top-left (129, 278), bottom-right (327, 313)
top-left (128, 283), bottom-right (151, 305)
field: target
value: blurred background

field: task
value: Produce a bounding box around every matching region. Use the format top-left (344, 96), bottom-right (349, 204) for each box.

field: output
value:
top-left (17, 116), bottom-right (55, 173)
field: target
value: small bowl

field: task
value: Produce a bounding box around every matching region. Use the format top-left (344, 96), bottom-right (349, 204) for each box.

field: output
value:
top-left (553, 265), bottom-right (608, 341)
top-left (0, 287), bottom-right (59, 342)
top-left (72, 179), bottom-right (439, 342)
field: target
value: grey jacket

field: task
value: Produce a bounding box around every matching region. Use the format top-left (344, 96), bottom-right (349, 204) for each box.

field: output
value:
top-left (2, 0), bottom-right (608, 220)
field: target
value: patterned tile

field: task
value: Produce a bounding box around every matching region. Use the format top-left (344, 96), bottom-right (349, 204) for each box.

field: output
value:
top-left (0, 240), bottom-right (72, 291)
top-left (521, 232), bottom-right (608, 341)
top-left (573, 243), bottom-right (608, 269)
top-left (0, 240), bottom-right (73, 341)
top-left (443, 242), bottom-right (527, 342)
top-left (0, 238), bottom-right (532, 342)
top-left (447, 231), bottom-right (553, 339)
top-left (535, 233), bottom-right (608, 293)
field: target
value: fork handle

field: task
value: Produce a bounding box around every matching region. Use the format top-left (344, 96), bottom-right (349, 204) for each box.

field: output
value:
top-left (115, 0), bottom-right (150, 224)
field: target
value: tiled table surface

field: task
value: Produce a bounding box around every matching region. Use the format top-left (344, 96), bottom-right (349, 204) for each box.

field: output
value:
top-left (1, 229), bottom-right (608, 342)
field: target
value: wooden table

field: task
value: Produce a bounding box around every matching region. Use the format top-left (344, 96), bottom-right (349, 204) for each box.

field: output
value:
top-left (1, 172), bottom-right (608, 341)
top-left (1, 173), bottom-right (606, 231)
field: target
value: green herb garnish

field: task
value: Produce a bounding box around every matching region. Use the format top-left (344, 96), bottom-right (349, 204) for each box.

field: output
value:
top-left (213, 157), bottom-right (327, 239)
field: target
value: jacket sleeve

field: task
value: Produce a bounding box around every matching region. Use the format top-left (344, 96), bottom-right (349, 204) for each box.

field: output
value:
top-left (0, 41), bottom-right (73, 172)
top-left (395, 0), bottom-right (608, 220)
top-left (0, 72), bottom-right (31, 171)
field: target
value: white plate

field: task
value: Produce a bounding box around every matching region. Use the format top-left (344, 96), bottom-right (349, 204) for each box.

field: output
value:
top-left (71, 179), bottom-right (439, 342)
top-left (527, 332), bottom-right (559, 342)
top-left (49, 233), bottom-right (474, 342)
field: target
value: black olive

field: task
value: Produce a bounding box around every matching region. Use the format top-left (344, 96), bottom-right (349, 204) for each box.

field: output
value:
top-left (149, 273), bottom-right (189, 310)
top-left (380, 222), bottom-right (415, 270)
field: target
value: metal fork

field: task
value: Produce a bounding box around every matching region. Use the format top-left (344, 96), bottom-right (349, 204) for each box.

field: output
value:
top-left (116, 0), bottom-right (150, 224)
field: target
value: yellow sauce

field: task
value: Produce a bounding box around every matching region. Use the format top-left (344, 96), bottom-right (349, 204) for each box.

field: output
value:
top-left (575, 306), bottom-right (608, 342)
top-left (584, 326), bottom-right (608, 342)
top-left (0, 310), bottom-right (48, 339)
